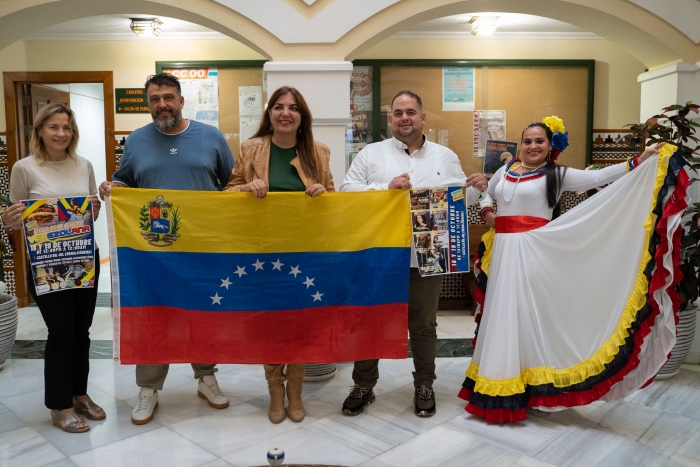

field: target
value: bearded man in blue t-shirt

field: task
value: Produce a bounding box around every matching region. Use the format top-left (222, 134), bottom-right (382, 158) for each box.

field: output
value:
top-left (99, 73), bottom-right (234, 425)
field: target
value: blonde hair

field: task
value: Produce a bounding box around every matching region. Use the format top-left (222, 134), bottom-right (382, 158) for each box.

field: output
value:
top-left (29, 103), bottom-right (80, 164)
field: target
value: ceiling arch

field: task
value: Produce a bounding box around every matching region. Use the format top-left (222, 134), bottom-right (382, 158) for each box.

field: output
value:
top-left (0, 0), bottom-right (283, 59)
top-left (0, 0), bottom-right (697, 67)
top-left (335, 0), bottom-right (700, 68)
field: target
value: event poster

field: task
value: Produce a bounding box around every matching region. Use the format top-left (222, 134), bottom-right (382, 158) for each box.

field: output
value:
top-left (410, 186), bottom-right (469, 277)
top-left (239, 86), bottom-right (263, 142)
top-left (162, 67), bottom-right (220, 128)
top-left (22, 197), bottom-right (96, 295)
top-left (473, 110), bottom-right (506, 157)
top-left (483, 140), bottom-right (518, 177)
top-left (347, 66), bottom-right (374, 167)
top-left (442, 67), bottom-right (475, 111)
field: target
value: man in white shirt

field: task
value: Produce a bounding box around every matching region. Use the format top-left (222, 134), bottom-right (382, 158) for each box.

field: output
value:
top-left (340, 90), bottom-right (487, 417)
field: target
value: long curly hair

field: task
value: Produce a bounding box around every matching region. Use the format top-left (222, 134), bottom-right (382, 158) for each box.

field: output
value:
top-left (252, 86), bottom-right (319, 180)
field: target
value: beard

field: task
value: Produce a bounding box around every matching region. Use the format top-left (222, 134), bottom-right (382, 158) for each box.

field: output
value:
top-left (152, 109), bottom-right (182, 132)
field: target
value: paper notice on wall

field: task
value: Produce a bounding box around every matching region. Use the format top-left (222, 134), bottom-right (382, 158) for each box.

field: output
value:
top-left (351, 66), bottom-right (373, 112)
top-left (163, 67), bottom-right (220, 128)
top-left (239, 86), bottom-right (263, 142)
top-left (442, 67), bottom-right (475, 111)
top-left (473, 110), bottom-right (506, 157)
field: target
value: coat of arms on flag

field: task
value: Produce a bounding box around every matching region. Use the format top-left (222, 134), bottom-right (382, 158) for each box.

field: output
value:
top-left (138, 194), bottom-right (181, 247)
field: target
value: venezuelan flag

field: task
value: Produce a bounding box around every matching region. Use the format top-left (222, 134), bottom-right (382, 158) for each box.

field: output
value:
top-left (108, 188), bottom-right (411, 364)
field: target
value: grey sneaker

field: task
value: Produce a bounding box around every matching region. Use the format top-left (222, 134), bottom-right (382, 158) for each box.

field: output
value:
top-left (414, 385), bottom-right (435, 417)
top-left (131, 388), bottom-right (158, 425)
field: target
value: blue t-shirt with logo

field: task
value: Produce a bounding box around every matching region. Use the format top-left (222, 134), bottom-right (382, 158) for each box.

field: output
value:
top-left (113, 120), bottom-right (234, 191)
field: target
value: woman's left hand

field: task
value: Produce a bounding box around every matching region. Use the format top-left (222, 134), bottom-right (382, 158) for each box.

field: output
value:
top-left (638, 142), bottom-right (666, 164)
top-left (89, 195), bottom-right (101, 221)
top-left (306, 184), bottom-right (326, 197)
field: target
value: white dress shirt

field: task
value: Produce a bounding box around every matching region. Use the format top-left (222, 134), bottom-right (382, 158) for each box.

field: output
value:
top-left (341, 136), bottom-right (483, 267)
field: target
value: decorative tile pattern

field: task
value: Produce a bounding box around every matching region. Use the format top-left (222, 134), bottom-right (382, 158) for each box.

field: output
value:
top-left (559, 191), bottom-right (587, 215)
top-left (441, 274), bottom-right (467, 298)
top-left (3, 270), bottom-right (15, 296)
top-left (1, 149), bottom-right (17, 295)
top-left (9, 338), bottom-right (473, 359)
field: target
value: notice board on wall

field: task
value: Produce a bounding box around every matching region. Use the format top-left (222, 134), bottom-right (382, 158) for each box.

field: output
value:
top-left (379, 65), bottom-right (591, 176)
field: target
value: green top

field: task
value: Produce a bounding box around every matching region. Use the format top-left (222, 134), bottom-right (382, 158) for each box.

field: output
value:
top-left (268, 142), bottom-right (305, 192)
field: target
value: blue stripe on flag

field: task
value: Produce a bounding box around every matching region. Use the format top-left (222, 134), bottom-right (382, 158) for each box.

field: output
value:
top-left (117, 247), bottom-right (409, 311)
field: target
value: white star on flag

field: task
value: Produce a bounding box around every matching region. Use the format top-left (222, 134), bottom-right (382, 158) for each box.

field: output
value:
top-left (211, 293), bottom-right (223, 305)
top-left (272, 259), bottom-right (284, 271)
top-left (235, 266), bottom-right (247, 278)
top-left (220, 277), bottom-right (232, 289)
top-left (303, 277), bottom-right (315, 289)
top-left (312, 291), bottom-right (323, 302)
top-left (253, 259), bottom-right (265, 271)
top-left (289, 265), bottom-right (301, 277)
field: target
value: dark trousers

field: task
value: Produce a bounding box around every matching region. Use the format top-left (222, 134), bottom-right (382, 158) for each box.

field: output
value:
top-left (353, 269), bottom-right (443, 388)
top-left (28, 253), bottom-right (100, 410)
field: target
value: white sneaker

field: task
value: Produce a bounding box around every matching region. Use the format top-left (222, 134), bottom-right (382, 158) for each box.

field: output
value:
top-left (197, 375), bottom-right (229, 409)
top-left (131, 388), bottom-right (158, 425)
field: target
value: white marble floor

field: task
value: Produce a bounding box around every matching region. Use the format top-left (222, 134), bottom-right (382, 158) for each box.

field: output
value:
top-left (3, 306), bottom-right (700, 466)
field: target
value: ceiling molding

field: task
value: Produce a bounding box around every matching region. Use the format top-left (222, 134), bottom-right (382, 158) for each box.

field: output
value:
top-left (214, 0), bottom-right (400, 43)
top-left (23, 32), bottom-right (229, 41)
top-left (629, 0), bottom-right (700, 44)
top-left (280, 0), bottom-right (336, 20)
top-left (390, 31), bottom-right (602, 40)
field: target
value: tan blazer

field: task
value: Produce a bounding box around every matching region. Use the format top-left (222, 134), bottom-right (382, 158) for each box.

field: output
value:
top-left (224, 135), bottom-right (335, 192)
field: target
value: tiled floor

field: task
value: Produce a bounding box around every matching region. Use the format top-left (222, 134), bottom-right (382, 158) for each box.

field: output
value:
top-left (2, 299), bottom-right (700, 466)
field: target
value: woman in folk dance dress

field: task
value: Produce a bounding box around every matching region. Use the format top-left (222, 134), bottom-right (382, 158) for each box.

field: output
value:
top-left (458, 116), bottom-right (688, 423)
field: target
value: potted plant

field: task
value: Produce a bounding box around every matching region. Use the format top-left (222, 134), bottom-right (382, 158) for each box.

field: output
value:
top-left (628, 101), bottom-right (700, 377)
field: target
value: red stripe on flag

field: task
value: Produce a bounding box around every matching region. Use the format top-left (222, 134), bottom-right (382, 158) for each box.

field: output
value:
top-left (118, 304), bottom-right (408, 364)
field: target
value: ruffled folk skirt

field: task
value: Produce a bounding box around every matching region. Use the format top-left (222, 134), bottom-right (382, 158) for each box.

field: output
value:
top-left (459, 148), bottom-right (689, 423)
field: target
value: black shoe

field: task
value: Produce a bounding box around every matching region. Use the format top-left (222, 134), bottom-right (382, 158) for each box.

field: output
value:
top-left (414, 385), bottom-right (436, 417)
top-left (342, 384), bottom-right (375, 416)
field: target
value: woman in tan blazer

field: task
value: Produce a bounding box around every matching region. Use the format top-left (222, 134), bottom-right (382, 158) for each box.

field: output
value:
top-left (225, 86), bottom-right (335, 424)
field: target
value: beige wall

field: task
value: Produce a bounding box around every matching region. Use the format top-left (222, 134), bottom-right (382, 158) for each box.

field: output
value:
top-left (358, 38), bottom-right (647, 129)
top-left (0, 39), bottom-right (265, 132)
top-left (0, 36), bottom-right (645, 132)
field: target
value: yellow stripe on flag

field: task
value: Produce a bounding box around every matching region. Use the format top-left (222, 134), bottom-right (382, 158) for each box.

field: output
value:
top-left (110, 188), bottom-right (412, 253)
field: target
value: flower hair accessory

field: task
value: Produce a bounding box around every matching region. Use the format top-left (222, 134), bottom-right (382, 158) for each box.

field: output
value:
top-left (542, 115), bottom-right (569, 161)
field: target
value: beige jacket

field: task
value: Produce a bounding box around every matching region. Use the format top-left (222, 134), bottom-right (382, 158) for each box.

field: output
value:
top-left (224, 135), bottom-right (335, 192)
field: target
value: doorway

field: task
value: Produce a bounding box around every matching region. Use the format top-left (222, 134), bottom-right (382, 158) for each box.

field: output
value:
top-left (3, 71), bottom-right (115, 307)
top-left (17, 85), bottom-right (71, 163)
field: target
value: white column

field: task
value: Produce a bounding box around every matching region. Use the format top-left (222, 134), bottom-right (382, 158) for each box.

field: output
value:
top-left (638, 62), bottom-right (700, 121)
top-left (263, 61), bottom-right (352, 185)
top-left (639, 62), bottom-right (700, 208)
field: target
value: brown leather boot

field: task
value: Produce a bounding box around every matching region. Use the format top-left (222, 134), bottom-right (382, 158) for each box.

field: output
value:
top-left (285, 364), bottom-right (306, 422)
top-left (264, 364), bottom-right (286, 424)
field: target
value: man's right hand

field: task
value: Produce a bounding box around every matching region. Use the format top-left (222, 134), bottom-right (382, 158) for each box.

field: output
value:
top-left (99, 181), bottom-right (114, 200)
top-left (388, 173), bottom-right (412, 190)
top-left (99, 181), bottom-right (127, 200)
